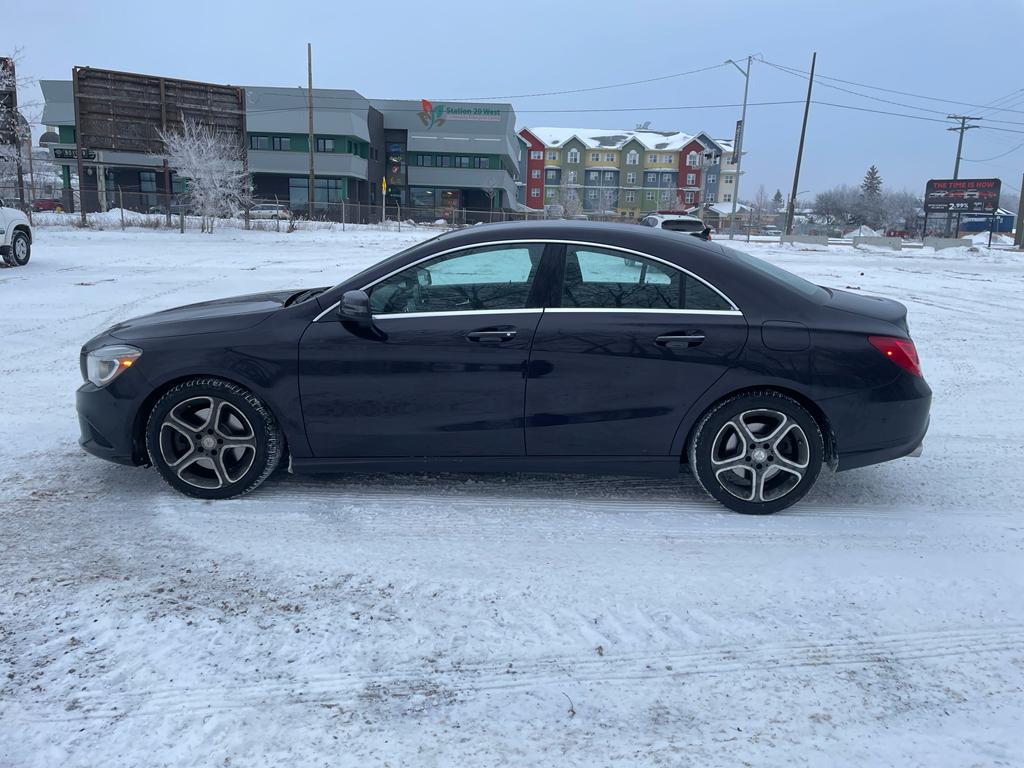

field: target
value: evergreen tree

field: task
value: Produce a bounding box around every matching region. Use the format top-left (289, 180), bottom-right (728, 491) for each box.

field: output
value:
top-left (861, 165), bottom-right (883, 196)
top-left (771, 189), bottom-right (784, 213)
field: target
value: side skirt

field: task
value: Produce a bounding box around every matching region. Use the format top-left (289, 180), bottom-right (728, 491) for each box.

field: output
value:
top-left (290, 455), bottom-right (683, 477)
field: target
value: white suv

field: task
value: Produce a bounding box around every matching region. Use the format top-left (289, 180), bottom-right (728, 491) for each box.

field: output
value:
top-left (640, 213), bottom-right (712, 241)
top-left (0, 198), bottom-right (32, 267)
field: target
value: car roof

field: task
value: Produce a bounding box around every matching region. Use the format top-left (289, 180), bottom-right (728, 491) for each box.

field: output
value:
top-left (421, 219), bottom-right (719, 255)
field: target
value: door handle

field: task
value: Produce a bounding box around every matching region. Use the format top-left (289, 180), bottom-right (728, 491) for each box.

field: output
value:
top-left (466, 329), bottom-right (517, 343)
top-left (655, 333), bottom-right (705, 348)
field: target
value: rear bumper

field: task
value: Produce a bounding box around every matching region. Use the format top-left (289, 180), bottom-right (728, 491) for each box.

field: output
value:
top-left (821, 373), bottom-right (932, 472)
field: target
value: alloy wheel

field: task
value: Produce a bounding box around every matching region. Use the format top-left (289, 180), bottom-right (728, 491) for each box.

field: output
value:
top-left (158, 396), bottom-right (257, 490)
top-left (710, 408), bottom-right (810, 503)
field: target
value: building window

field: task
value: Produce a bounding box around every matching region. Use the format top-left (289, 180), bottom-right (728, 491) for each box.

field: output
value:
top-left (316, 138), bottom-right (334, 152)
top-left (723, 193), bottom-right (732, 202)
top-left (645, 191), bottom-right (655, 201)
top-left (587, 152), bottom-right (598, 162)
top-left (626, 150), bottom-right (639, 165)
top-left (288, 176), bottom-right (345, 211)
top-left (440, 156), bottom-right (452, 168)
top-left (684, 191), bottom-right (694, 204)
top-left (662, 173), bottom-right (672, 184)
top-left (587, 189), bottom-right (598, 199)
top-left (531, 188), bottom-right (540, 198)
top-left (604, 152), bottom-right (615, 162)
top-left (546, 188), bottom-right (557, 198)
top-left (724, 175), bottom-right (733, 184)
top-left (686, 152), bottom-right (700, 167)
top-left (706, 192), bottom-right (715, 203)
top-left (272, 137), bottom-right (291, 151)
top-left (417, 155), bottom-right (434, 167)
top-left (662, 154), bottom-right (672, 163)
top-left (626, 172), bottom-right (636, 185)
top-left (567, 170), bottom-right (577, 183)
top-left (473, 157), bottom-right (491, 169)
top-left (530, 150), bottom-right (543, 160)
top-left (532, 169), bottom-right (541, 179)
top-left (707, 173), bottom-right (716, 184)
top-left (625, 191), bottom-right (635, 202)
top-left (249, 135), bottom-right (269, 150)
top-left (648, 154), bottom-right (658, 163)
top-left (546, 169), bottom-right (557, 180)
top-left (660, 190), bottom-right (671, 201)
top-left (566, 149), bottom-right (579, 164)
top-left (587, 171), bottom-right (599, 183)
top-left (547, 150), bottom-right (559, 161)
top-left (645, 172), bottom-right (657, 184)
top-left (454, 156), bottom-right (470, 168)
top-left (603, 171), bottom-right (614, 182)
top-left (686, 173), bottom-right (696, 186)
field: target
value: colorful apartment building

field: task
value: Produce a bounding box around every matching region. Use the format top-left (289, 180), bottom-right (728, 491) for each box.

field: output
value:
top-left (519, 127), bottom-right (735, 218)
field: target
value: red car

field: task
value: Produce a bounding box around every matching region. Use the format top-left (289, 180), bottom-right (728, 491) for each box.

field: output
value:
top-left (31, 198), bottom-right (64, 212)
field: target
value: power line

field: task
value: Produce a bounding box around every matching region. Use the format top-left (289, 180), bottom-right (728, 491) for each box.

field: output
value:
top-left (444, 63), bottom-right (734, 101)
top-left (760, 56), bottom-right (1024, 117)
top-left (242, 99), bottom-right (806, 115)
top-left (963, 141), bottom-right (1024, 162)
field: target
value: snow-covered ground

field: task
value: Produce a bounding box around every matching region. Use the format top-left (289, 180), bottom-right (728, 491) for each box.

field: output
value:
top-left (1, 228), bottom-right (1022, 767)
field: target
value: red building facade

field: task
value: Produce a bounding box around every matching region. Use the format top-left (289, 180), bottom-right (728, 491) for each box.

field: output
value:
top-left (519, 128), bottom-right (545, 209)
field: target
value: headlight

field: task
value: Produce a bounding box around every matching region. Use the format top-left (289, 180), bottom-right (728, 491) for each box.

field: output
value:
top-left (85, 345), bottom-right (143, 387)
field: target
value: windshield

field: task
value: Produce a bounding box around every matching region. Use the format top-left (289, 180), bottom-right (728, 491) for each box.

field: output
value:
top-left (719, 246), bottom-right (827, 300)
top-left (329, 232), bottom-right (449, 293)
top-left (662, 220), bottom-right (705, 232)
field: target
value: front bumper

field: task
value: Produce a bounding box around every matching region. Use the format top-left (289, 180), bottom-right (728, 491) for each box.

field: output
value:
top-left (76, 379), bottom-right (148, 466)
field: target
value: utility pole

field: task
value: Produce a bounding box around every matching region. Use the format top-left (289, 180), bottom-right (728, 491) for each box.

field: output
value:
top-left (306, 43), bottom-right (315, 219)
top-left (947, 115), bottom-right (981, 180)
top-left (1015, 171), bottom-right (1024, 249)
top-left (785, 51), bottom-right (816, 236)
top-left (725, 56), bottom-right (751, 240)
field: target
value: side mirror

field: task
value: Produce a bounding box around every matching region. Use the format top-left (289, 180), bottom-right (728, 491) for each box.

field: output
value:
top-left (339, 289), bottom-right (372, 324)
top-left (338, 289), bottom-right (385, 340)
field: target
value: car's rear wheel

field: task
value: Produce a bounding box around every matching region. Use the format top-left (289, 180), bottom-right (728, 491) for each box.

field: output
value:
top-left (145, 378), bottom-right (283, 499)
top-left (688, 391), bottom-right (823, 514)
top-left (5, 231), bottom-right (30, 267)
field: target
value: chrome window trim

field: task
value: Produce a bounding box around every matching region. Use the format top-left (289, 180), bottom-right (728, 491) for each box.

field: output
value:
top-left (313, 238), bottom-right (741, 322)
top-left (545, 307), bottom-right (742, 316)
top-left (373, 309), bottom-right (541, 321)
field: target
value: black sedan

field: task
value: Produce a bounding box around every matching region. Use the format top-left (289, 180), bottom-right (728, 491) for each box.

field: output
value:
top-left (76, 221), bottom-right (930, 514)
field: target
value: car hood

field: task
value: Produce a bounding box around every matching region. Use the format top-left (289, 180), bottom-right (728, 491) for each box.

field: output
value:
top-left (108, 289), bottom-right (299, 341)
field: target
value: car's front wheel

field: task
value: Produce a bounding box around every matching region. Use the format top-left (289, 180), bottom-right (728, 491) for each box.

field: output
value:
top-left (4, 231), bottom-right (30, 267)
top-left (145, 378), bottom-right (283, 499)
top-left (688, 391), bottom-right (824, 514)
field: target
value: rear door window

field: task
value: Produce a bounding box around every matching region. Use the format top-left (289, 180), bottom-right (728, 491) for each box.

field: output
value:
top-left (560, 247), bottom-right (732, 311)
top-left (661, 219), bottom-right (705, 233)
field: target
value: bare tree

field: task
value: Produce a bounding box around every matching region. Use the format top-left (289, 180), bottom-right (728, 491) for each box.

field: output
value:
top-left (157, 118), bottom-right (251, 233)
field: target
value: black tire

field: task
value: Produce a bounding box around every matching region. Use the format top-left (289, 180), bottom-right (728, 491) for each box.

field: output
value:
top-left (688, 390), bottom-right (824, 514)
top-left (7, 231), bottom-right (30, 266)
top-left (145, 377), bottom-right (283, 499)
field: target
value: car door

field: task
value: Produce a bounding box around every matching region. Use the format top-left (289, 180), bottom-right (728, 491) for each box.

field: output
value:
top-left (525, 244), bottom-right (748, 457)
top-left (299, 242), bottom-right (549, 458)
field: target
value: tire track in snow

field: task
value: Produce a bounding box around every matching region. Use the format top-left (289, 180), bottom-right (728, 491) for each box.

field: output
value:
top-left (17, 624), bottom-right (1024, 722)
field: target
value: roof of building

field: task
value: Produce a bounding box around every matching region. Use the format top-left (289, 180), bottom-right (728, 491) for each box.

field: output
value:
top-left (527, 127), bottom-right (698, 152)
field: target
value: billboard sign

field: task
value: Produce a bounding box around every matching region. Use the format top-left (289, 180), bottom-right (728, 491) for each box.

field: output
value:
top-left (924, 178), bottom-right (1000, 214)
top-left (73, 67), bottom-right (244, 155)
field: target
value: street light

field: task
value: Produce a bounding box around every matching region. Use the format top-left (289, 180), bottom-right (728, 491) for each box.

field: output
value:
top-left (724, 57), bottom-right (752, 240)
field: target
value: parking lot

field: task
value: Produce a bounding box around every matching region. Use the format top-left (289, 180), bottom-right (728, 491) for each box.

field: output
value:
top-left (1, 226), bottom-right (1022, 767)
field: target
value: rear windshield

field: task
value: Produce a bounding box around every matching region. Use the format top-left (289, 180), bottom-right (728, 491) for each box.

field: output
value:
top-left (661, 220), bottom-right (705, 232)
top-left (720, 246), bottom-right (827, 300)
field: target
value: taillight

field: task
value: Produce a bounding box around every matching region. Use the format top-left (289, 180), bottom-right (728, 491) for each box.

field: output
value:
top-left (869, 335), bottom-right (922, 377)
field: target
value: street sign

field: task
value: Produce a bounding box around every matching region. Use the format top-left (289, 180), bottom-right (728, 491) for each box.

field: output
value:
top-left (924, 178), bottom-right (1000, 214)
top-left (732, 119), bottom-right (743, 153)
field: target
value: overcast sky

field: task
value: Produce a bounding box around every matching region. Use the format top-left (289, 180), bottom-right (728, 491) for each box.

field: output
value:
top-left (7, 0), bottom-right (1024, 202)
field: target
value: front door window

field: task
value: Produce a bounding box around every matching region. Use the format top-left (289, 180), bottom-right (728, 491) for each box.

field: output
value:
top-left (369, 244), bottom-right (544, 315)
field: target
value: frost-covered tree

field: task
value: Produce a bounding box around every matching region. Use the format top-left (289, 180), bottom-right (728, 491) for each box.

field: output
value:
top-left (0, 50), bottom-right (32, 203)
top-left (813, 184), bottom-right (859, 226)
top-left (158, 118), bottom-right (251, 232)
top-left (560, 181), bottom-right (582, 218)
